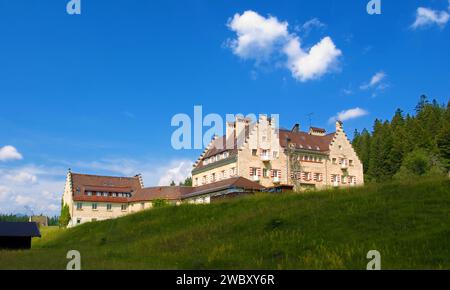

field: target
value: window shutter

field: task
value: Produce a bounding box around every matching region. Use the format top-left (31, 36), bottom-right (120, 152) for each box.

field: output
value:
top-left (249, 168), bottom-right (253, 176)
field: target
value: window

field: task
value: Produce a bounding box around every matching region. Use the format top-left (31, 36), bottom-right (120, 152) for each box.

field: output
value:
top-left (263, 168), bottom-right (269, 178)
top-left (339, 145), bottom-right (342, 150)
top-left (222, 170), bottom-right (226, 180)
top-left (107, 204), bottom-right (112, 211)
top-left (77, 218), bottom-right (81, 224)
top-left (96, 192), bottom-right (101, 197)
top-left (87, 191), bottom-right (92, 196)
top-left (252, 149), bottom-right (257, 156)
top-left (92, 203), bottom-right (97, 210)
top-left (76, 202), bottom-right (83, 210)
top-left (231, 167), bottom-right (236, 176)
top-left (272, 170), bottom-right (279, 178)
top-left (195, 178), bottom-right (198, 186)
top-left (121, 204), bottom-right (127, 211)
top-left (103, 192), bottom-right (108, 197)
top-left (332, 158), bottom-right (337, 165)
top-left (349, 160), bottom-right (354, 166)
top-left (212, 173), bottom-right (216, 182)
top-left (202, 176), bottom-right (207, 185)
top-left (273, 151), bottom-right (278, 158)
top-left (223, 152), bottom-right (229, 159)
top-left (141, 203), bottom-right (145, 210)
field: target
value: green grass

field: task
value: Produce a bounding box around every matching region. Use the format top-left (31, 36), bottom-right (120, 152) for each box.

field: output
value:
top-left (1, 178), bottom-right (449, 269)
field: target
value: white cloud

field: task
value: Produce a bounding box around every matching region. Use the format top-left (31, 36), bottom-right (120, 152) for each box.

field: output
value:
top-left (360, 71), bottom-right (387, 90)
top-left (411, 7), bottom-right (449, 29)
top-left (298, 18), bottom-right (326, 37)
top-left (157, 160), bottom-right (193, 186)
top-left (227, 10), bottom-right (289, 61)
top-left (0, 186), bottom-right (8, 202)
top-left (284, 36), bottom-right (342, 82)
top-left (329, 108), bottom-right (369, 123)
top-left (0, 165), bottom-right (64, 216)
top-left (227, 11), bottom-right (342, 81)
top-left (0, 146), bottom-right (23, 162)
top-left (6, 171), bottom-right (38, 184)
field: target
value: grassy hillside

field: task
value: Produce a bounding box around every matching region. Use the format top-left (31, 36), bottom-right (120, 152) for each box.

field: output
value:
top-left (1, 178), bottom-right (449, 270)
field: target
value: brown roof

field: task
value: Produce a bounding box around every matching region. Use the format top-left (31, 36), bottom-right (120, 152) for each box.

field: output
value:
top-left (131, 186), bottom-right (194, 202)
top-left (279, 129), bottom-right (335, 152)
top-left (132, 177), bottom-right (264, 201)
top-left (71, 172), bottom-right (142, 199)
top-left (184, 177), bottom-right (265, 197)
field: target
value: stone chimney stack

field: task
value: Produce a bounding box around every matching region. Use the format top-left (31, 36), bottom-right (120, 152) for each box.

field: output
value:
top-left (225, 121), bottom-right (235, 150)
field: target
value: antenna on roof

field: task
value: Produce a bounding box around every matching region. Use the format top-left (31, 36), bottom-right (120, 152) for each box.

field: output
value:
top-left (306, 113), bottom-right (314, 128)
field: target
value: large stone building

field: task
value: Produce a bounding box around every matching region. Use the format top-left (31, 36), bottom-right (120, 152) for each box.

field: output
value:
top-left (62, 171), bottom-right (264, 227)
top-left (192, 115), bottom-right (364, 191)
top-left (62, 115), bottom-right (363, 227)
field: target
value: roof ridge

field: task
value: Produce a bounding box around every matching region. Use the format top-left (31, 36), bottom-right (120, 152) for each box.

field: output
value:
top-left (71, 172), bottom-right (139, 179)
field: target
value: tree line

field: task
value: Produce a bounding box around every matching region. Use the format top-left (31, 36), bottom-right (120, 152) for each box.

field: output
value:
top-left (352, 95), bottom-right (450, 182)
top-left (0, 214), bottom-right (59, 225)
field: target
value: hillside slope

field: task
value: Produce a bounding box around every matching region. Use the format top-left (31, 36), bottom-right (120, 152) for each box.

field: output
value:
top-left (1, 178), bottom-right (449, 270)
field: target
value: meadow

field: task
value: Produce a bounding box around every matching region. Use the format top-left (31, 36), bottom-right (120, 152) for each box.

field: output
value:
top-left (0, 178), bottom-right (449, 270)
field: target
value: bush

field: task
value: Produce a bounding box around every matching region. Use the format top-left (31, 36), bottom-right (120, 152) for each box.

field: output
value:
top-left (152, 199), bottom-right (169, 208)
top-left (59, 203), bottom-right (71, 228)
top-left (394, 149), bottom-right (446, 180)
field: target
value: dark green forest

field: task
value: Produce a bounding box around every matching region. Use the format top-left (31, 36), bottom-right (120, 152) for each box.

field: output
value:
top-left (352, 95), bottom-right (450, 182)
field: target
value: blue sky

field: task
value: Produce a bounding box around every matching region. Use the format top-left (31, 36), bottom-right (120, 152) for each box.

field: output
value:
top-left (0, 0), bottom-right (449, 215)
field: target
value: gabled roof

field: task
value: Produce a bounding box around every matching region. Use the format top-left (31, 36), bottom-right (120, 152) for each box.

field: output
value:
top-left (279, 129), bottom-right (335, 152)
top-left (71, 173), bottom-right (142, 196)
top-left (194, 136), bottom-right (238, 170)
top-left (0, 222), bottom-right (41, 238)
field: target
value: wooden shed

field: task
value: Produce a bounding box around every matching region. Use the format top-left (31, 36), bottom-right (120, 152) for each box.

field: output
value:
top-left (0, 222), bottom-right (41, 250)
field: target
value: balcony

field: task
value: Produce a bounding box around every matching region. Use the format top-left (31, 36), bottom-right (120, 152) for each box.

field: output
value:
top-left (340, 162), bottom-right (348, 170)
top-left (260, 154), bottom-right (271, 162)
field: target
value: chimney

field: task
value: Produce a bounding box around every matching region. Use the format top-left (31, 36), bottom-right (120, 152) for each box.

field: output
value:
top-left (291, 124), bottom-right (300, 133)
top-left (225, 121), bottom-right (235, 150)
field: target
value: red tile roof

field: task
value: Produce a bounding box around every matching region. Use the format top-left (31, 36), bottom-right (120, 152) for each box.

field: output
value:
top-left (279, 129), bottom-right (335, 152)
top-left (70, 172), bottom-right (142, 203)
top-left (131, 186), bottom-right (194, 202)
